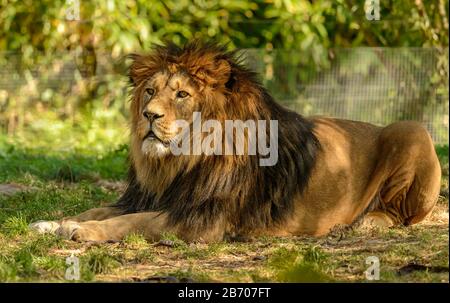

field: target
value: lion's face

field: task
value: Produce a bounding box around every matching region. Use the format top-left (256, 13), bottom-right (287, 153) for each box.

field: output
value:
top-left (129, 43), bottom-right (240, 160)
top-left (133, 71), bottom-right (204, 157)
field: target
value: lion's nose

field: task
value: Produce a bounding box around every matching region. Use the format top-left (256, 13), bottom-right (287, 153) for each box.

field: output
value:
top-left (143, 110), bottom-right (164, 122)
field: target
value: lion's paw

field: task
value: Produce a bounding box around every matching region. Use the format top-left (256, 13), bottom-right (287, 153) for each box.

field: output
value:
top-left (70, 226), bottom-right (107, 242)
top-left (56, 221), bottom-right (108, 242)
top-left (55, 221), bottom-right (81, 240)
top-left (361, 212), bottom-right (395, 228)
top-left (29, 220), bottom-right (61, 234)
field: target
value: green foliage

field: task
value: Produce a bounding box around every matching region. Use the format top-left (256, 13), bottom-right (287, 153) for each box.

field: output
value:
top-left (0, 0), bottom-right (448, 136)
top-left (1, 0), bottom-right (447, 60)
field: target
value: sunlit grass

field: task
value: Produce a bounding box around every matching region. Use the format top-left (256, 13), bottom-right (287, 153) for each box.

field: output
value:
top-left (1, 213), bottom-right (29, 236)
top-left (0, 109), bottom-right (129, 155)
top-left (0, 120), bottom-right (447, 282)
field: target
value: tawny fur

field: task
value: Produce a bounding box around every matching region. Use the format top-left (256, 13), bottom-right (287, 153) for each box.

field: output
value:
top-left (31, 41), bottom-right (441, 243)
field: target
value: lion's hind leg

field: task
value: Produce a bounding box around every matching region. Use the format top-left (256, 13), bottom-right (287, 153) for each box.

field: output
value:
top-left (363, 122), bottom-right (441, 228)
top-left (362, 176), bottom-right (438, 228)
top-left (401, 171), bottom-right (441, 225)
top-left (364, 174), bottom-right (439, 228)
top-left (362, 211), bottom-right (396, 228)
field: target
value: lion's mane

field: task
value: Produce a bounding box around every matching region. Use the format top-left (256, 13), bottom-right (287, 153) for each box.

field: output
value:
top-left (116, 41), bottom-right (320, 237)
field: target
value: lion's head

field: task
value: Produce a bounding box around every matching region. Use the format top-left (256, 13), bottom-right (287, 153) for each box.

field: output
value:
top-left (119, 41), bottom-right (319, 239)
top-left (132, 68), bottom-right (200, 157)
top-left (128, 42), bottom-right (270, 159)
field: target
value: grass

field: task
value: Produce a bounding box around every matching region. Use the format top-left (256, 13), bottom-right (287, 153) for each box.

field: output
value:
top-left (0, 129), bottom-right (448, 282)
top-left (2, 214), bottom-right (29, 236)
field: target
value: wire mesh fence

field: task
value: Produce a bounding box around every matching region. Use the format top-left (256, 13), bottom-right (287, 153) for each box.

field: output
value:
top-left (245, 47), bottom-right (449, 145)
top-left (0, 47), bottom-right (448, 144)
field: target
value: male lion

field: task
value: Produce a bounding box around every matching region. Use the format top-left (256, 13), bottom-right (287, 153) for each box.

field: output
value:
top-left (30, 41), bottom-right (441, 243)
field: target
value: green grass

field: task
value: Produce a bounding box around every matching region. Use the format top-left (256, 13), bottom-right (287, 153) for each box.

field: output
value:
top-left (83, 247), bottom-right (122, 275)
top-left (267, 246), bottom-right (333, 282)
top-left (0, 135), bottom-right (448, 282)
top-left (0, 144), bottom-right (128, 183)
top-left (0, 181), bottom-right (119, 225)
top-left (123, 233), bottom-right (149, 249)
top-left (1, 213), bottom-right (29, 236)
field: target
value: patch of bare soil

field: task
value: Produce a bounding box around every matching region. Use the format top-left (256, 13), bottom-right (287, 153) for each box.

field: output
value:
top-left (0, 183), bottom-right (36, 196)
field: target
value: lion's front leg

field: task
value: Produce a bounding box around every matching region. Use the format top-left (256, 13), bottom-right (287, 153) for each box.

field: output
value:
top-left (56, 212), bottom-right (170, 242)
top-left (62, 206), bottom-right (124, 222)
top-left (29, 206), bottom-right (124, 234)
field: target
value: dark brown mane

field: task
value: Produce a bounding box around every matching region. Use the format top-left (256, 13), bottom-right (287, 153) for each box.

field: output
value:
top-left (116, 40), bottom-right (320, 238)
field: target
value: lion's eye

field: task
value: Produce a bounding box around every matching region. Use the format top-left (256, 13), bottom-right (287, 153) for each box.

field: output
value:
top-left (145, 88), bottom-right (155, 96)
top-left (176, 90), bottom-right (190, 98)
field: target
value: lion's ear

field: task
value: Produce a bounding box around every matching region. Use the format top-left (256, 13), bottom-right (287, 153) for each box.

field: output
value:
top-left (128, 53), bottom-right (156, 87)
top-left (194, 58), bottom-right (231, 88)
top-left (213, 59), bottom-right (232, 85)
top-left (127, 53), bottom-right (141, 86)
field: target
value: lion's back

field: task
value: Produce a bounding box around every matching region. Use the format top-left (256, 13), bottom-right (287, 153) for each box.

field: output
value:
top-left (286, 117), bottom-right (439, 236)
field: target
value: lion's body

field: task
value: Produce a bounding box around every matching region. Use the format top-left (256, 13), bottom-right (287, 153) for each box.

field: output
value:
top-left (30, 41), bottom-right (441, 242)
top-left (278, 117), bottom-right (441, 236)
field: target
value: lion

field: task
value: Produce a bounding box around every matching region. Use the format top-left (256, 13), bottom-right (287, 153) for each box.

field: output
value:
top-left (30, 41), bottom-right (441, 243)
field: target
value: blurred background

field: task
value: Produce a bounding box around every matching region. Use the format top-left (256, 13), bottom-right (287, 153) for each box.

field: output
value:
top-left (0, 0), bottom-right (448, 156)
